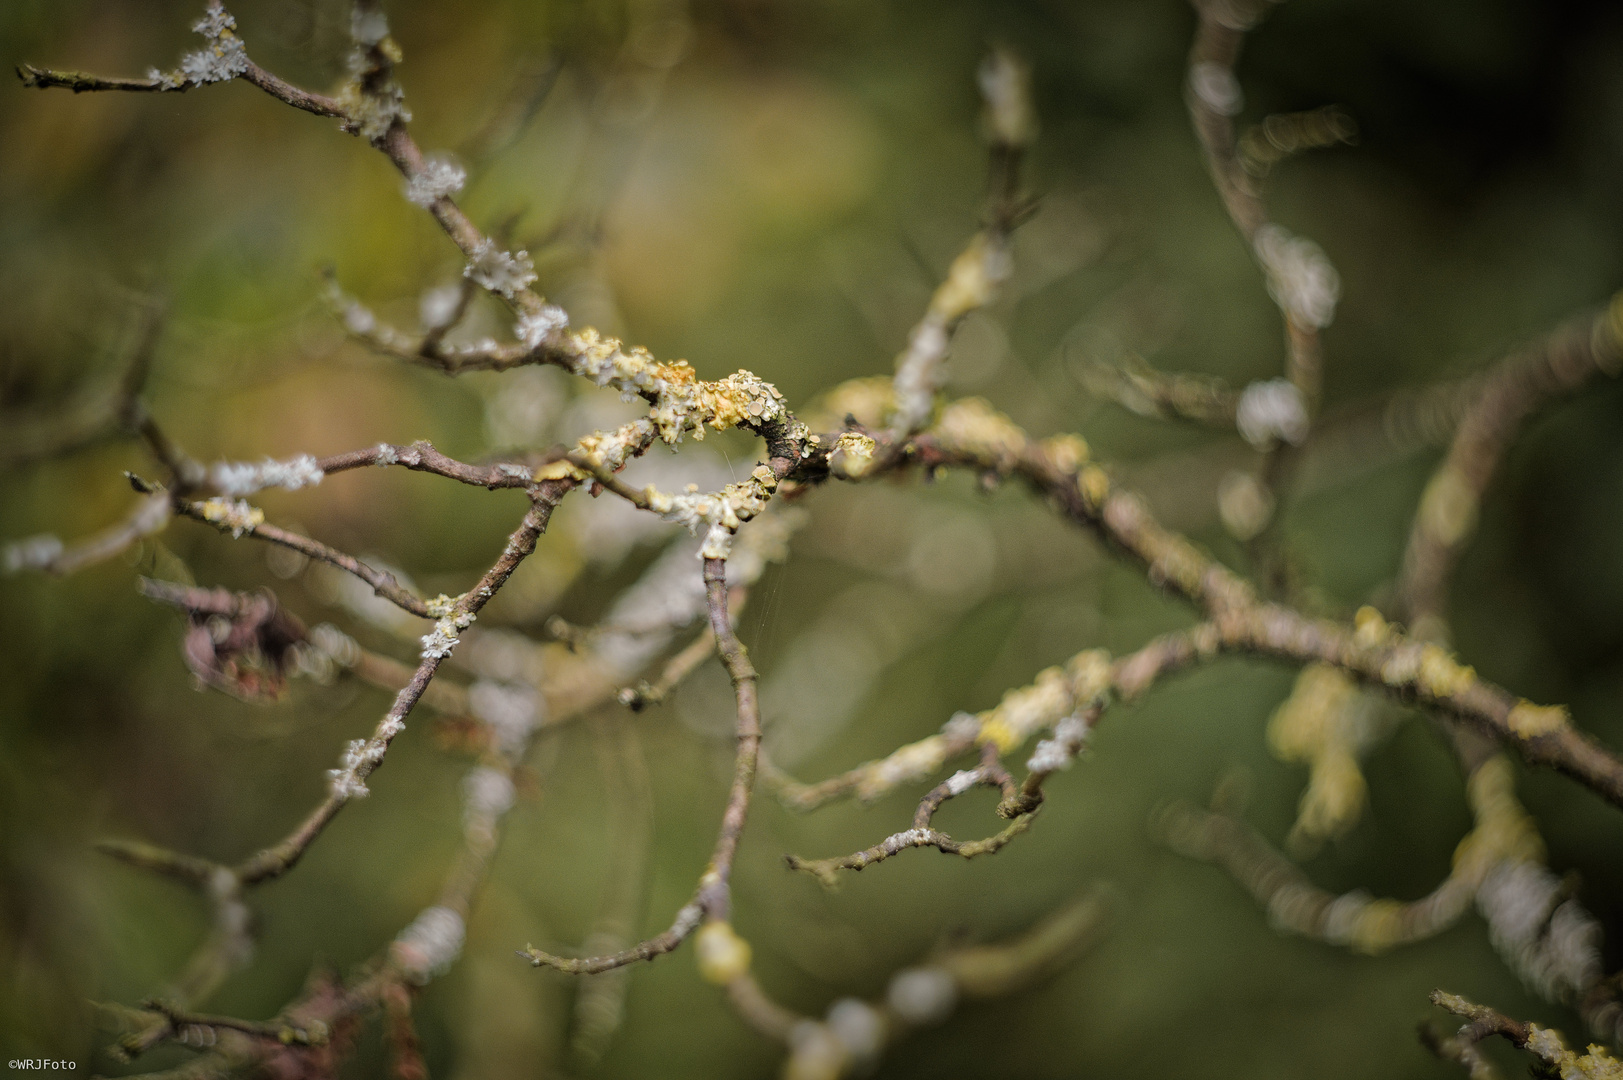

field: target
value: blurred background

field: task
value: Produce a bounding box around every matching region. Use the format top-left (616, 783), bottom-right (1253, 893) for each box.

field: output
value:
top-left (4, 0), bottom-right (1623, 1076)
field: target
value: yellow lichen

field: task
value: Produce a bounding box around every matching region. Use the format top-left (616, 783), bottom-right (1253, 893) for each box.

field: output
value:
top-left (1417, 644), bottom-right (1475, 699)
top-left (533, 459), bottom-right (589, 481)
top-left (694, 920), bottom-right (752, 985)
top-left (1416, 468), bottom-right (1478, 548)
top-left (1041, 433), bottom-right (1090, 476)
top-left (1346, 897), bottom-right (1405, 954)
top-left (1524, 1025), bottom-right (1623, 1079)
top-left (1268, 664), bottom-right (1371, 845)
top-left (1452, 756), bottom-right (1545, 876)
top-left (829, 432), bottom-right (878, 479)
top-left (975, 667), bottom-right (1072, 753)
top-left (698, 371), bottom-right (785, 432)
top-left (1352, 606), bottom-right (1391, 649)
top-left (807, 376), bottom-right (895, 431)
top-left (1077, 465), bottom-right (1111, 510)
top-left (199, 497), bottom-right (265, 538)
top-left (935, 398), bottom-right (1026, 463)
top-left (855, 736), bottom-right (950, 801)
top-left (929, 232), bottom-right (1011, 323)
top-left (1507, 700), bottom-right (1570, 739)
top-left (1066, 649), bottom-right (1113, 704)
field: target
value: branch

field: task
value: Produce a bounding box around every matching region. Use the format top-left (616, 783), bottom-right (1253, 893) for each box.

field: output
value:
top-left (1400, 302), bottom-right (1623, 637)
top-left (768, 624), bottom-right (1215, 814)
top-left (236, 488), bottom-right (564, 886)
top-left (1186, 0), bottom-right (1339, 406)
top-left (173, 493), bottom-right (433, 619)
top-left (523, 556), bottom-right (764, 974)
top-left (1154, 753), bottom-right (1538, 955)
top-left (905, 399), bottom-right (1623, 809)
top-left (0, 293), bottom-right (166, 470)
top-left (1425, 991), bottom-right (1623, 1078)
top-left (4, 492), bottom-right (171, 576)
top-left (886, 48), bottom-right (1034, 443)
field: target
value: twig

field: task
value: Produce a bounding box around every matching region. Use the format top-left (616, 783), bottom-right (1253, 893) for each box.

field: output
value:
top-left (523, 557), bottom-right (764, 973)
top-left (174, 495), bottom-right (433, 618)
top-left (236, 488), bottom-right (564, 886)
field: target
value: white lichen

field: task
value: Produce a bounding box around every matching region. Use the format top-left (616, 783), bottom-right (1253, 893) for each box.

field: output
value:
top-left (1028, 712), bottom-right (1092, 773)
top-left (826, 997), bottom-right (886, 1064)
top-left (418, 283), bottom-right (463, 330)
top-left (420, 609), bottom-right (475, 660)
top-left (1025, 738), bottom-right (1069, 775)
top-left (351, 7), bottom-right (390, 47)
top-left (464, 239), bottom-right (537, 299)
top-left (343, 302), bottom-right (377, 335)
top-left (328, 738), bottom-right (375, 799)
top-left (404, 154), bottom-right (465, 207)
top-left (326, 714), bottom-right (407, 800)
top-left (515, 305), bottom-right (570, 349)
top-left (1188, 61), bottom-right (1242, 115)
top-left (941, 711), bottom-right (982, 742)
top-left (944, 769), bottom-right (980, 797)
top-left (1253, 223), bottom-right (1339, 330)
top-left (1236, 377), bottom-right (1310, 449)
top-left (340, 75), bottom-right (410, 144)
top-left (468, 680), bottom-right (539, 754)
top-left (393, 905), bottom-right (465, 982)
top-left (890, 828), bottom-right (933, 849)
top-left (2, 533), bottom-right (63, 574)
top-left (1477, 859), bottom-right (1602, 1003)
top-left (462, 765), bottom-right (515, 825)
top-left (175, 8), bottom-right (250, 86)
top-left (210, 454), bottom-right (324, 497)
top-left (885, 966), bottom-right (956, 1026)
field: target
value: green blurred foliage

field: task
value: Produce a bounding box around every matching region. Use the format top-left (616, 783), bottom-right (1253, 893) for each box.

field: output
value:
top-left (2, 0), bottom-right (1623, 1077)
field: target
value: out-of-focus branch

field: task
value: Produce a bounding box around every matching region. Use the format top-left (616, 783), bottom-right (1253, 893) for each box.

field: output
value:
top-left (1399, 300), bottom-right (1623, 640)
top-left (1155, 753), bottom-right (1541, 955)
top-left (569, 711), bottom-right (656, 1066)
top-left (0, 293), bottom-right (166, 470)
top-left (894, 398), bottom-right (1623, 808)
top-left (1186, 0), bottom-right (1340, 407)
top-left (4, 492), bottom-right (172, 577)
top-left (726, 888), bottom-right (1114, 1078)
top-left (1073, 352), bottom-right (1241, 430)
top-left (886, 49), bottom-right (1033, 443)
top-left (618, 586), bottom-right (745, 710)
top-left (776, 627), bottom-right (1222, 882)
